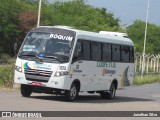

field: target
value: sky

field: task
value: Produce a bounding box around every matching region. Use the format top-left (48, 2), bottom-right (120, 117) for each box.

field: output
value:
top-left (49, 0), bottom-right (160, 26)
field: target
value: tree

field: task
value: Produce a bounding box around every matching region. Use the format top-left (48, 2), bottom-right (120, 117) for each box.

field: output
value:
top-left (41, 0), bottom-right (121, 32)
top-left (0, 0), bottom-right (122, 55)
top-left (0, 0), bottom-right (39, 55)
top-left (19, 10), bottom-right (38, 37)
top-left (127, 20), bottom-right (160, 54)
top-left (0, 0), bottom-right (23, 54)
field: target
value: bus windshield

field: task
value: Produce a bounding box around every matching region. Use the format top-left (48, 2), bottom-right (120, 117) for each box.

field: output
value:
top-left (18, 32), bottom-right (75, 63)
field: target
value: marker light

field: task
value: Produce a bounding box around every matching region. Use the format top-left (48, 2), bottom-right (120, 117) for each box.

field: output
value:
top-left (54, 71), bottom-right (69, 77)
top-left (15, 66), bottom-right (22, 72)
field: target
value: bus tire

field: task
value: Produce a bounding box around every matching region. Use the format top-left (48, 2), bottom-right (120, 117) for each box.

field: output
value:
top-left (100, 83), bottom-right (116, 99)
top-left (65, 83), bottom-right (79, 101)
top-left (21, 84), bottom-right (32, 97)
top-left (106, 83), bottom-right (116, 99)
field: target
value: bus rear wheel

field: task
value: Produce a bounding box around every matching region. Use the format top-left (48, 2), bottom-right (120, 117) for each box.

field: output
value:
top-left (100, 83), bottom-right (116, 99)
top-left (21, 84), bottom-right (32, 97)
top-left (65, 83), bottom-right (79, 101)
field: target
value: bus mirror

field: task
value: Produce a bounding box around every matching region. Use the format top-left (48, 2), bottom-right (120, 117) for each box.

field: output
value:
top-left (73, 49), bottom-right (79, 58)
top-left (73, 49), bottom-right (81, 62)
top-left (14, 42), bottom-right (18, 55)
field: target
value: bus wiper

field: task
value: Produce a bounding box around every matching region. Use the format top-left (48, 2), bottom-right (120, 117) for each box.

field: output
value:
top-left (19, 54), bottom-right (36, 57)
top-left (18, 54), bottom-right (43, 61)
top-left (44, 55), bottom-right (63, 63)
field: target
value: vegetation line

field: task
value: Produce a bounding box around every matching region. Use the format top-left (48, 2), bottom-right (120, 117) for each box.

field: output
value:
top-left (133, 75), bottom-right (160, 85)
top-left (0, 54), bottom-right (159, 88)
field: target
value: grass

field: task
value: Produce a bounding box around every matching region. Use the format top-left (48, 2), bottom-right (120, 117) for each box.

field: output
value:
top-left (0, 64), bottom-right (15, 88)
top-left (0, 54), bottom-right (15, 88)
top-left (133, 75), bottom-right (160, 85)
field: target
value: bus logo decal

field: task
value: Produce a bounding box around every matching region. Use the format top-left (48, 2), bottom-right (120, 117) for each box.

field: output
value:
top-left (102, 68), bottom-right (116, 76)
top-left (24, 62), bottom-right (31, 69)
top-left (23, 62), bottom-right (51, 71)
top-left (50, 34), bottom-right (73, 41)
top-left (72, 69), bottom-right (82, 73)
top-left (97, 62), bottom-right (116, 68)
top-left (120, 66), bottom-right (130, 87)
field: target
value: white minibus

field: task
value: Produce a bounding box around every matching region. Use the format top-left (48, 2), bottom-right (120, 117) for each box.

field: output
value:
top-left (14, 26), bottom-right (134, 101)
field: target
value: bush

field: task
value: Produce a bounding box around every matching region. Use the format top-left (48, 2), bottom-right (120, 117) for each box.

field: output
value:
top-left (133, 75), bottom-right (160, 85)
top-left (0, 54), bottom-right (11, 64)
top-left (0, 64), bottom-right (15, 88)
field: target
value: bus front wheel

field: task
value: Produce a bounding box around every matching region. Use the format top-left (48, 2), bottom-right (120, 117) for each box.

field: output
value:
top-left (65, 83), bottom-right (79, 101)
top-left (21, 84), bottom-right (32, 97)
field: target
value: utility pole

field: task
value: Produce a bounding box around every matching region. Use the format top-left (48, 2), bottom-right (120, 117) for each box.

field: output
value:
top-left (37, 0), bottom-right (42, 27)
top-left (141, 0), bottom-right (150, 78)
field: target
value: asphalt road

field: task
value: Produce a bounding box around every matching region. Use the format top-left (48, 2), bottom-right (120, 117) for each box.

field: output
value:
top-left (0, 83), bottom-right (160, 119)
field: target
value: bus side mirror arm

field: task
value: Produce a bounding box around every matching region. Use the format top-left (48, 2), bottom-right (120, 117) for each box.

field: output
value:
top-left (71, 50), bottom-right (79, 64)
top-left (14, 42), bottom-right (18, 56)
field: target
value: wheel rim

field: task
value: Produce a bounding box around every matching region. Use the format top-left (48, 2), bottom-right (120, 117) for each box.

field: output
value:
top-left (70, 86), bottom-right (77, 100)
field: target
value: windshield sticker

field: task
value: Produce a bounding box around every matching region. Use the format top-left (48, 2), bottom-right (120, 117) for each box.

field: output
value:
top-left (31, 33), bottom-right (50, 39)
top-left (23, 45), bottom-right (35, 51)
top-left (50, 34), bottom-right (73, 41)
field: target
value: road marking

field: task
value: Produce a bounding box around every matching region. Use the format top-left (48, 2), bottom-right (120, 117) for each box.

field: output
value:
top-left (152, 94), bottom-right (160, 97)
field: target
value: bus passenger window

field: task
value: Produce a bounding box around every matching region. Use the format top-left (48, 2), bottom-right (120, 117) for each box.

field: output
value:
top-left (121, 46), bottom-right (130, 62)
top-left (91, 42), bottom-right (101, 61)
top-left (82, 41), bottom-right (90, 60)
top-left (130, 47), bottom-right (134, 62)
top-left (112, 45), bottom-right (120, 62)
top-left (102, 44), bottom-right (111, 62)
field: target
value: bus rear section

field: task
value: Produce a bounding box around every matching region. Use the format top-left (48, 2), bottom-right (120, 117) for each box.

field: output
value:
top-left (70, 31), bottom-right (134, 100)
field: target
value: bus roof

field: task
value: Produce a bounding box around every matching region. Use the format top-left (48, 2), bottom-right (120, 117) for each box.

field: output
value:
top-left (34, 26), bottom-right (134, 46)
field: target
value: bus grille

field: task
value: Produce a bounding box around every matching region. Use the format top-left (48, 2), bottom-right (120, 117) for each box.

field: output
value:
top-left (24, 69), bottom-right (53, 83)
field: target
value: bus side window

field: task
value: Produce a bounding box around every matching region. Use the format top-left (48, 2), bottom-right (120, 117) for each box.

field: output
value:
top-left (82, 40), bottom-right (90, 60)
top-left (73, 41), bottom-right (82, 61)
top-left (102, 43), bottom-right (111, 62)
top-left (112, 45), bottom-right (120, 62)
top-left (130, 47), bottom-right (134, 63)
top-left (121, 46), bottom-right (130, 62)
top-left (91, 42), bottom-right (101, 61)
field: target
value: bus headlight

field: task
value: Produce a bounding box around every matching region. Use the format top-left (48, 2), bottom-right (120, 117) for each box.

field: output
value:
top-left (15, 66), bottom-right (22, 72)
top-left (54, 71), bottom-right (69, 77)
